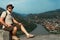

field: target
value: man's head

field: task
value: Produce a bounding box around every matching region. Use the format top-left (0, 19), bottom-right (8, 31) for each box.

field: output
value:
top-left (6, 4), bottom-right (14, 12)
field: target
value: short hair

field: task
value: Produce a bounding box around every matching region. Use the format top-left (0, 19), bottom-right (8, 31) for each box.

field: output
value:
top-left (6, 4), bottom-right (14, 9)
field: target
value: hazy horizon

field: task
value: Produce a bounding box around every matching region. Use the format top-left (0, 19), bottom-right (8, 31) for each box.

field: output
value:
top-left (0, 0), bottom-right (60, 14)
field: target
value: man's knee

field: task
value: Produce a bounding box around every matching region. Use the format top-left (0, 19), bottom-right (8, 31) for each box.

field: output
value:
top-left (19, 23), bottom-right (23, 25)
top-left (13, 26), bottom-right (17, 31)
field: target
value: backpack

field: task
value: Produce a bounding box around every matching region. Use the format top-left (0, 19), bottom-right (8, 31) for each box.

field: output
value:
top-left (0, 11), bottom-right (8, 29)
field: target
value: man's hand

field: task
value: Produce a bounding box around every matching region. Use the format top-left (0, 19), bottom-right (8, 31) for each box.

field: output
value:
top-left (5, 24), bottom-right (8, 27)
top-left (7, 24), bottom-right (13, 28)
top-left (18, 23), bottom-right (22, 25)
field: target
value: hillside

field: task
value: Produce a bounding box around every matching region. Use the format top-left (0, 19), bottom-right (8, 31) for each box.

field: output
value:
top-left (0, 7), bottom-right (37, 35)
top-left (26, 9), bottom-right (60, 19)
top-left (25, 9), bottom-right (60, 22)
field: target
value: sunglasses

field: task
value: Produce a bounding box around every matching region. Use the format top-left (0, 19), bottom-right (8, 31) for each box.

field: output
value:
top-left (8, 8), bottom-right (13, 9)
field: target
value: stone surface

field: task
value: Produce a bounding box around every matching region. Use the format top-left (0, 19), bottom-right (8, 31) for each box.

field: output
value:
top-left (20, 34), bottom-right (60, 40)
top-left (0, 30), bottom-right (10, 40)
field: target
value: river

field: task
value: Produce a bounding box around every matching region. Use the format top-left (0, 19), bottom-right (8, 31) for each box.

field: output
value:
top-left (31, 24), bottom-right (50, 35)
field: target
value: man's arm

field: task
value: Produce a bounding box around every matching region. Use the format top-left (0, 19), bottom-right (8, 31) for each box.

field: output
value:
top-left (0, 18), bottom-right (8, 27)
top-left (13, 18), bottom-right (19, 24)
top-left (13, 18), bottom-right (22, 25)
top-left (0, 11), bottom-right (8, 27)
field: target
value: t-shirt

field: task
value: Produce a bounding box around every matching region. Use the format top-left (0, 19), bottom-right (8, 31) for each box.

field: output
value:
top-left (0, 10), bottom-right (13, 28)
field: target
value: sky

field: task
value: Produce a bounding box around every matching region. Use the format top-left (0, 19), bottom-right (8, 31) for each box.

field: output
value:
top-left (0, 0), bottom-right (60, 14)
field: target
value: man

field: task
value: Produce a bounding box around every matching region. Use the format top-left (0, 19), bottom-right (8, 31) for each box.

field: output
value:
top-left (0, 4), bottom-right (34, 40)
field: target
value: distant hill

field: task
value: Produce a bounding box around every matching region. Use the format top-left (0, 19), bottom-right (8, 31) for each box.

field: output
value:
top-left (39, 9), bottom-right (60, 15)
top-left (25, 9), bottom-right (60, 20)
top-left (24, 9), bottom-right (60, 25)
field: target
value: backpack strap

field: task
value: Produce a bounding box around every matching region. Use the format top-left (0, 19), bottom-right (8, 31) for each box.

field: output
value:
top-left (2, 11), bottom-right (8, 29)
top-left (4, 11), bottom-right (8, 21)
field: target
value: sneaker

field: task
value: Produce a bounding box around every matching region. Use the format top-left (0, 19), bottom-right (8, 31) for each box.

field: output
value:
top-left (26, 34), bottom-right (35, 39)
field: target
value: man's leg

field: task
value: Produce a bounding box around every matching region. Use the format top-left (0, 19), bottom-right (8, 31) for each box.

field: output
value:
top-left (12, 26), bottom-right (17, 36)
top-left (19, 23), bottom-right (34, 38)
top-left (12, 26), bottom-right (20, 40)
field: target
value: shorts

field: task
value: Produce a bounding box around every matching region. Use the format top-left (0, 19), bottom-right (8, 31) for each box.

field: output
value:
top-left (3, 23), bottom-right (16, 31)
top-left (3, 23), bottom-right (20, 31)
